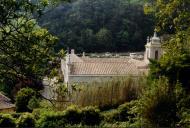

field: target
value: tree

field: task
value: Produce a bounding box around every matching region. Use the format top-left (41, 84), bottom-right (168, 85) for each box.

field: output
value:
top-left (0, 0), bottom-right (59, 94)
top-left (95, 28), bottom-right (113, 51)
top-left (146, 1), bottom-right (190, 127)
top-left (15, 88), bottom-right (38, 112)
top-left (149, 30), bottom-right (190, 88)
top-left (79, 29), bottom-right (96, 52)
top-left (145, 0), bottom-right (190, 34)
top-left (39, 0), bottom-right (155, 53)
top-left (148, 0), bottom-right (190, 89)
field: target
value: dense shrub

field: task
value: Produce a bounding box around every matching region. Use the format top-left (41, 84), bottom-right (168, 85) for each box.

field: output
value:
top-left (64, 105), bottom-right (81, 124)
top-left (178, 109), bottom-right (190, 127)
top-left (16, 88), bottom-right (37, 112)
top-left (17, 113), bottom-right (36, 128)
top-left (101, 122), bottom-right (128, 128)
top-left (37, 112), bottom-right (66, 128)
top-left (65, 124), bottom-right (83, 128)
top-left (11, 113), bottom-right (22, 119)
top-left (139, 77), bottom-right (177, 127)
top-left (81, 106), bottom-right (102, 125)
top-left (146, 95), bottom-right (176, 127)
top-left (102, 109), bottom-right (120, 122)
top-left (32, 108), bottom-right (50, 120)
top-left (27, 96), bottom-right (40, 110)
top-left (0, 114), bottom-right (16, 128)
top-left (118, 103), bottom-right (135, 121)
top-left (103, 102), bottom-right (135, 123)
top-left (176, 85), bottom-right (190, 127)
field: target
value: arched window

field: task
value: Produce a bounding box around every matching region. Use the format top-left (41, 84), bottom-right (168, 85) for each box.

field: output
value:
top-left (155, 50), bottom-right (158, 60)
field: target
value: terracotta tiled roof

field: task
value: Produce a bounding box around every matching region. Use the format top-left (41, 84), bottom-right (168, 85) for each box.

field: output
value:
top-left (64, 54), bottom-right (148, 76)
top-left (70, 61), bottom-right (143, 76)
top-left (82, 57), bottom-right (131, 63)
top-left (0, 93), bottom-right (15, 109)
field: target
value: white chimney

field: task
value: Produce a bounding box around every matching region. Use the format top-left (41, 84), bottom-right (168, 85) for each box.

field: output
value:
top-left (82, 52), bottom-right (85, 57)
top-left (71, 49), bottom-right (75, 55)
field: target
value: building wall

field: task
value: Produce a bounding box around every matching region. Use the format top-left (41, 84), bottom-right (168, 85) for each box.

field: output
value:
top-left (145, 44), bottom-right (162, 64)
top-left (68, 75), bottom-right (139, 84)
top-left (0, 107), bottom-right (15, 113)
top-left (61, 59), bottom-right (69, 84)
top-left (41, 85), bottom-right (57, 100)
top-left (149, 47), bottom-right (162, 59)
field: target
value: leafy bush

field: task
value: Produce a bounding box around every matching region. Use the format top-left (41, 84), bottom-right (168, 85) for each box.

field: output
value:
top-left (16, 88), bottom-right (37, 112)
top-left (64, 105), bottom-right (81, 124)
top-left (81, 106), bottom-right (102, 125)
top-left (103, 102), bottom-right (135, 123)
top-left (0, 114), bottom-right (16, 128)
top-left (37, 112), bottom-right (66, 128)
top-left (139, 77), bottom-right (177, 127)
top-left (176, 84), bottom-right (190, 127)
top-left (27, 96), bottom-right (40, 110)
top-left (37, 105), bottom-right (81, 127)
top-left (17, 113), bottom-right (36, 128)
top-left (101, 122), bottom-right (128, 128)
top-left (117, 103), bottom-right (135, 121)
top-left (11, 113), bottom-right (22, 119)
top-left (102, 109), bottom-right (120, 122)
top-left (178, 109), bottom-right (190, 127)
top-left (32, 108), bottom-right (51, 120)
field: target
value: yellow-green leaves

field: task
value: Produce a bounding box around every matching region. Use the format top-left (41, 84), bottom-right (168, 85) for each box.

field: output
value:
top-left (0, 0), bottom-right (59, 91)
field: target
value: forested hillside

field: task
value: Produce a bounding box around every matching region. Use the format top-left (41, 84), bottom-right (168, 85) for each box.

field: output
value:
top-left (1, 0), bottom-right (190, 128)
top-left (39, 0), bottom-right (155, 53)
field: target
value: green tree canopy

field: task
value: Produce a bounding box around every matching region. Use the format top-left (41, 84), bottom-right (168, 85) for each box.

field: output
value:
top-left (0, 0), bottom-right (59, 94)
top-left (95, 28), bottom-right (113, 51)
top-left (148, 0), bottom-right (190, 89)
top-left (145, 0), bottom-right (190, 34)
top-left (39, 0), bottom-right (155, 53)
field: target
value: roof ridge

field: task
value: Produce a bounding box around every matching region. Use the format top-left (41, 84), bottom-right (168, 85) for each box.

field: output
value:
top-left (72, 61), bottom-right (133, 64)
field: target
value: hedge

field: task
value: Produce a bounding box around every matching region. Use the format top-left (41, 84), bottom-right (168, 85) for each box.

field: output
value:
top-left (17, 113), bottom-right (36, 128)
top-left (81, 106), bottom-right (102, 125)
top-left (0, 114), bottom-right (16, 128)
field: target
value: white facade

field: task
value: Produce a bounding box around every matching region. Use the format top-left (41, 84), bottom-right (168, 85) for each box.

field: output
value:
top-left (61, 49), bottom-right (84, 85)
top-left (61, 32), bottom-right (162, 84)
top-left (144, 32), bottom-right (162, 64)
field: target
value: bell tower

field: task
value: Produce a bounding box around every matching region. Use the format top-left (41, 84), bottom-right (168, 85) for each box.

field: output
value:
top-left (144, 32), bottom-right (162, 64)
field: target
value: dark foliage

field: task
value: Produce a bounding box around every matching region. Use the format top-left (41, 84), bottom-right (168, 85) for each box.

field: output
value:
top-left (0, 114), bottom-right (16, 128)
top-left (37, 112), bottom-right (66, 128)
top-left (81, 106), bottom-right (102, 125)
top-left (15, 88), bottom-right (38, 112)
top-left (17, 113), bottom-right (36, 128)
top-left (64, 105), bottom-right (81, 124)
top-left (39, 0), bottom-right (155, 53)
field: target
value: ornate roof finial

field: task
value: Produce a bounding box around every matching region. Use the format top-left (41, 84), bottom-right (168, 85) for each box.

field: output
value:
top-left (147, 36), bottom-right (150, 43)
top-left (153, 30), bottom-right (157, 37)
top-left (67, 47), bottom-right (69, 55)
top-left (82, 52), bottom-right (85, 57)
top-left (152, 29), bottom-right (160, 44)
